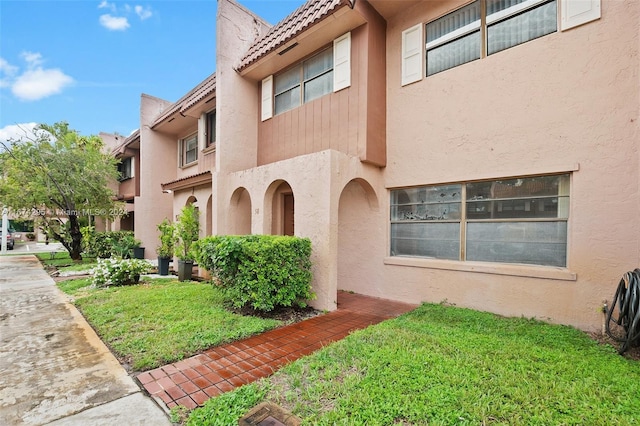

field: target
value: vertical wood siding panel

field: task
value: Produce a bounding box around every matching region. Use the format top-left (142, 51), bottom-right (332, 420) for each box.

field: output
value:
top-left (305, 103), bottom-right (314, 155)
top-left (321, 95), bottom-right (331, 150)
top-left (313, 100), bottom-right (322, 153)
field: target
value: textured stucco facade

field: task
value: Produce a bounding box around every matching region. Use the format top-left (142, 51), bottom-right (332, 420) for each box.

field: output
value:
top-left (108, 0), bottom-right (638, 332)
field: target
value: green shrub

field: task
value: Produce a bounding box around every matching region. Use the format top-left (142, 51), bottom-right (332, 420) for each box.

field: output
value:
top-left (92, 257), bottom-right (152, 287)
top-left (175, 204), bottom-right (199, 261)
top-left (195, 235), bottom-right (314, 312)
top-left (83, 230), bottom-right (138, 258)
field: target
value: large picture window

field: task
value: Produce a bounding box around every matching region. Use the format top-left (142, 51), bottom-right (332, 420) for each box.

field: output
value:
top-left (425, 0), bottom-right (557, 76)
top-left (391, 174), bottom-right (570, 267)
top-left (274, 47), bottom-right (333, 115)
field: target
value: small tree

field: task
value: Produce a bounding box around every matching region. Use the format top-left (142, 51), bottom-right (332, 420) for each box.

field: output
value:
top-left (156, 219), bottom-right (175, 258)
top-left (0, 122), bottom-right (121, 260)
top-left (175, 204), bottom-right (199, 261)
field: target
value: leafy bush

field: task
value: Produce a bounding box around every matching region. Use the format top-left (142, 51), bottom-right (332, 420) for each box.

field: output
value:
top-left (92, 257), bottom-right (152, 287)
top-left (195, 235), bottom-right (314, 312)
top-left (83, 229), bottom-right (139, 258)
top-left (156, 219), bottom-right (175, 258)
top-left (176, 204), bottom-right (200, 261)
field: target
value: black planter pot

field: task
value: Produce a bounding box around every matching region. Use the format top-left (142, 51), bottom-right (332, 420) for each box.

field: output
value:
top-left (178, 260), bottom-right (193, 281)
top-left (157, 256), bottom-right (171, 276)
top-left (132, 247), bottom-right (145, 259)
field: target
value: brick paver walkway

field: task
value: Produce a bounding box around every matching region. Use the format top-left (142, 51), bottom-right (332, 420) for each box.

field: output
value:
top-left (136, 291), bottom-right (417, 410)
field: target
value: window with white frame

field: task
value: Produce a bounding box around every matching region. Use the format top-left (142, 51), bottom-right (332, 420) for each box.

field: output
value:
top-left (390, 174), bottom-right (570, 267)
top-left (425, 0), bottom-right (557, 76)
top-left (261, 32), bottom-right (351, 121)
top-left (117, 157), bottom-right (134, 181)
top-left (206, 110), bottom-right (216, 148)
top-left (274, 47), bottom-right (334, 115)
top-left (180, 133), bottom-right (198, 166)
top-left (402, 0), bottom-right (603, 83)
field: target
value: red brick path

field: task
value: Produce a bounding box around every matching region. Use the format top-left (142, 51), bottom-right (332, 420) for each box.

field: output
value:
top-left (136, 291), bottom-right (417, 409)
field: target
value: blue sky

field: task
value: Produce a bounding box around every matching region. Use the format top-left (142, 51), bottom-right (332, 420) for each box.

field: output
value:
top-left (0, 0), bottom-right (305, 142)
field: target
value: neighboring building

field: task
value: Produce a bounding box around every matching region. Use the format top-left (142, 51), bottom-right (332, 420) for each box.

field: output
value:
top-left (99, 131), bottom-right (140, 232)
top-left (112, 0), bottom-right (639, 332)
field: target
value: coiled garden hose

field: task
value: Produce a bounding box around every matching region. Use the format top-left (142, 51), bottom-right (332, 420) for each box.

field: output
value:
top-left (605, 268), bottom-right (640, 354)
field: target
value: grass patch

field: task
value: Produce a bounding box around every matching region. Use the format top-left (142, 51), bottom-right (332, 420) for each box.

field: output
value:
top-left (58, 263), bottom-right (96, 273)
top-left (59, 278), bottom-right (281, 370)
top-left (37, 252), bottom-right (96, 268)
top-left (57, 277), bottom-right (93, 295)
top-left (189, 304), bottom-right (640, 425)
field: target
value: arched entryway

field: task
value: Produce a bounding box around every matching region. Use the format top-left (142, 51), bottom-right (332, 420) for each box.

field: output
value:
top-left (266, 180), bottom-right (294, 236)
top-left (229, 187), bottom-right (252, 235)
top-left (337, 178), bottom-right (382, 295)
top-left (205, 195), bottom-right (213, 236)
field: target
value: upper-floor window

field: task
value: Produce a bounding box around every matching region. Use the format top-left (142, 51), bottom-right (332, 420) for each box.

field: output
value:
top-left (426, 0), bottom-right (557, 76)
top-left (117, 157), bottom-right (133, 181)
top-left (180, 133), bottom-right (198, 167)
top-left (261, 32), bottom-right (351, 121)
top-left (400, 0), bottom-right (603, 85)
top-left (390, 174), bottom-right (570, 267)
top-left (275, 47), bottom-right (333, 115)
top-left (206, 110), bottom-right (216, 148)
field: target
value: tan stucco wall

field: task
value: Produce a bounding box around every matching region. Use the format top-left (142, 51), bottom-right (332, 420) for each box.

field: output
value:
top-left (219, 149), bottom-right (385, 311)
top-left (136, 94), bottom-right (177, 258)
top-left (376, 0), bottom-right (640, 330)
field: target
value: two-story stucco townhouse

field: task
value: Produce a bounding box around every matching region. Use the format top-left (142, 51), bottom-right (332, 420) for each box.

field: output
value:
top-left (116, 0), bottom-right (638, 332)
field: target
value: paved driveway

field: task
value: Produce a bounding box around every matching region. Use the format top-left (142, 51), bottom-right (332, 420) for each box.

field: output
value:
top-left (0, 255), bottom-right (170, 425)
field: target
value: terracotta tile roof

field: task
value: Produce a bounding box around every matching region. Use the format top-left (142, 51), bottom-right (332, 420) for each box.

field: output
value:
top-left (161, 171), bottom-right (212, 189)
top-left (152, 73), bottom-right (216, 126)
top-left (236, 0), bottom-right (355, 72)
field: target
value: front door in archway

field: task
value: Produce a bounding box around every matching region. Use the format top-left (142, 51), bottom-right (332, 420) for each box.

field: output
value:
top-left (283, 193), bottom-right (294, 236)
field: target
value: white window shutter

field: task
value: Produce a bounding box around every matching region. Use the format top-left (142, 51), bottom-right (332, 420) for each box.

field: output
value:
top-left (261, 75), bottom-right (273, 121)
top-left (333, 32), bottom-right (351, 92)
top-left (401, 24), bottom-right (423, 86)
top-left (561, 0), bottom-right (601, 31)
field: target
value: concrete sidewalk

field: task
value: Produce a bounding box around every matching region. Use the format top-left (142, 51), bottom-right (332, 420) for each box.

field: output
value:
top-left (0, 255), bottom-right (170, 425)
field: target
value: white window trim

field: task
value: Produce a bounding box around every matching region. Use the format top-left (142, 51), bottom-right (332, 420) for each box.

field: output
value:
top-left (179, 132), bottom-right (198, 167)
top-left (487, 0), bottom-right (550, 25)
top-left (384, 256), bottom-right (577, 281)
top-left (426, 20), bottom-right (481, 50)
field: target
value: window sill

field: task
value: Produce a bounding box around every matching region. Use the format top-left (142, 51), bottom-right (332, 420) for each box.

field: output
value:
top-left (383, 256), bottom-right (577, 281)
top-left (203, 144), bottom-right (216, 154)
top-left (180, 161), bottom-right (198, 170)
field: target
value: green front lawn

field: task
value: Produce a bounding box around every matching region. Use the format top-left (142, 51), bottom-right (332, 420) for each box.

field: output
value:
top-left (37, 252), bottom-right (97, 267)
top-left (58, 278), bottom-right (281, 370)
top-left (188, 304), bottom-right (640, 425)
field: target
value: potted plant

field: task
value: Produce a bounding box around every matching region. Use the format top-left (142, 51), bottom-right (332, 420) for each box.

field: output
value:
top-left (156, 219), bottom-right (175, 276)
top-left (175, 204), bottom-right (199, 281)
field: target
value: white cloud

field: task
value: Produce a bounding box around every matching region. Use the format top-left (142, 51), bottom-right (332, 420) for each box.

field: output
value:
top-left (0, 123), bottom-right (39, 144)
top-left (98, 1), bottom-right (116, 12)
top-left (99, 14), bottom-right (130, 31)
top-left (12, 68), bottom-right (74, 101)
top-left (20, 51), bottom-right (44, 67)
top-left (0, 58), bottom-right (19, 88)
top-left (135, 5), bottom-right (152, 20)
top-left (1, 53), bottom-right (74, 101)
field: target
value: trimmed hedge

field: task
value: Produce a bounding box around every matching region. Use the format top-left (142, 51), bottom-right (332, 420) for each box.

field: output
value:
top-left (195, 235), bottom-right (314, 312)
